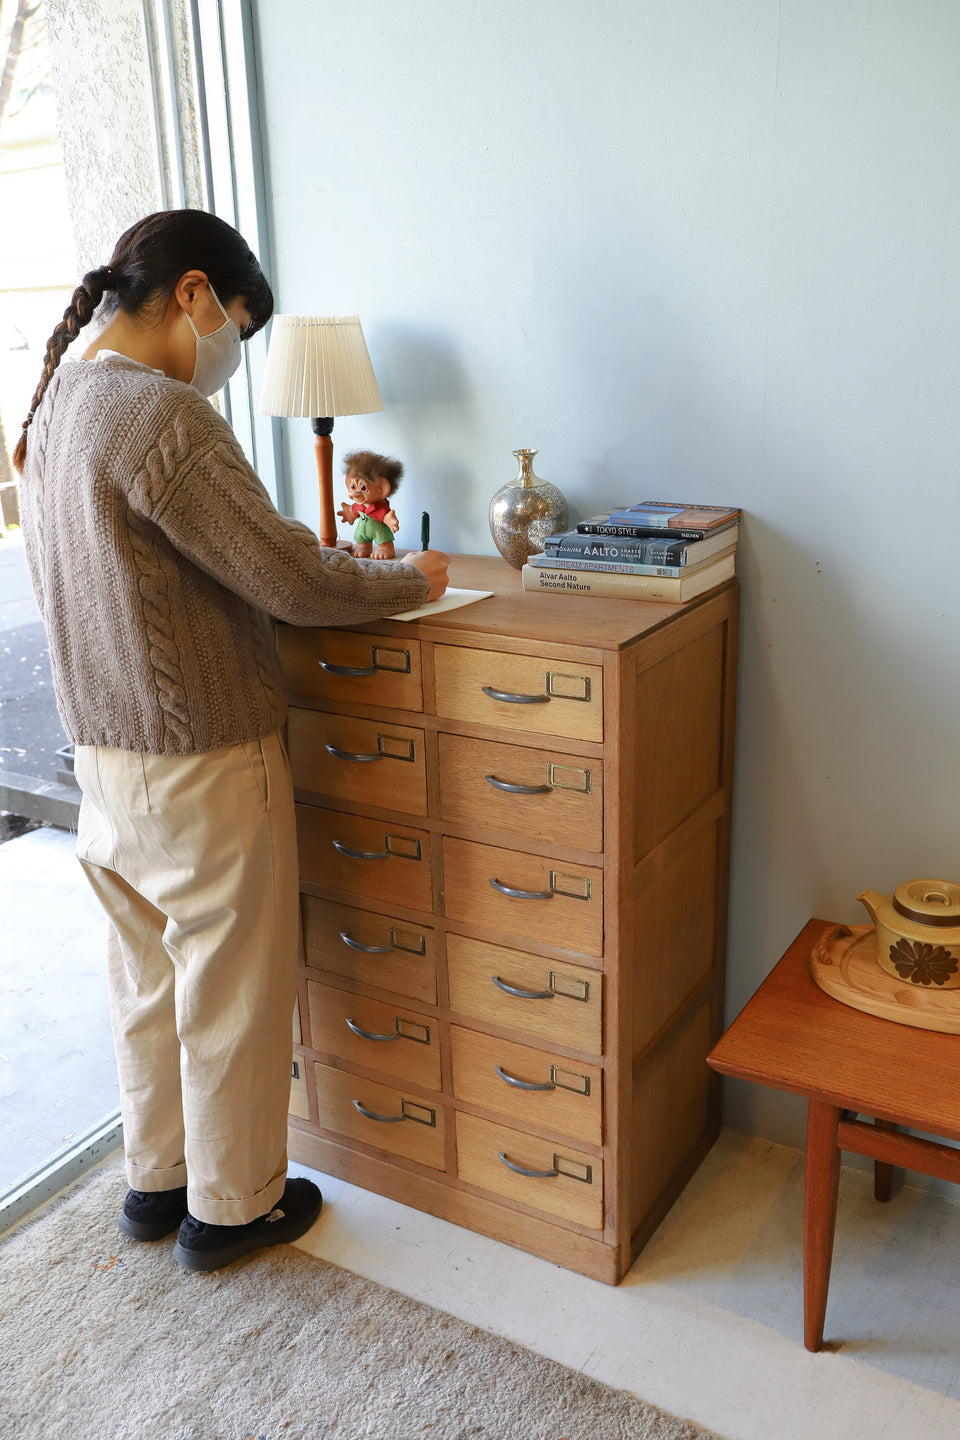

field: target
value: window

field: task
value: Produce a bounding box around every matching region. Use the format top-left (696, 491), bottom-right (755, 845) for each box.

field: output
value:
top-left (0, 0), bottom-right (275, 1227)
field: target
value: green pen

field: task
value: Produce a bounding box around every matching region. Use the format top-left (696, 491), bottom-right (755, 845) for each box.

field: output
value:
top-left (420, 511), bottom-right (430, 550)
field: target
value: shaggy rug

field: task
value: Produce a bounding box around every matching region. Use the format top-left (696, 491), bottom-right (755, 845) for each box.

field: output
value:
top-left (0, 1163), bottom-right (721, 1440)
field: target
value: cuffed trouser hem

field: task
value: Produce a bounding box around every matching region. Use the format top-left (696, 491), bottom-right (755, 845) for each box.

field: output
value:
top-left (187, 1171), bottom-right (286, 1226)
top-left (126, 1159), bottom-right (188, 1191)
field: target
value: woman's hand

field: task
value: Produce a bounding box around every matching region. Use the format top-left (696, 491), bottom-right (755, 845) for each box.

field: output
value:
top-left (404, 549), bottom-right (450, 602)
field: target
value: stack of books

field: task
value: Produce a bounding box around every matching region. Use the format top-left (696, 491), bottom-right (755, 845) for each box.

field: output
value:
top-left (521, 501), bottom-right (740, 602)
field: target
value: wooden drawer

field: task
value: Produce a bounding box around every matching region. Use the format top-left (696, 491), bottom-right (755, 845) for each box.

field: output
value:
top-left (447, 933), bottom-right (602, 1055)
top-left (443, 837), bottom-right (603, 957)
top-left (451, 1026), bottom-right (602, 1145)
top-left (279, 626), bottom-right (423, 711)
top-left (289, 708), bottom-right (427, 815)
top-left (438, 734), bottom-right (602, 852)
top-left (313, 1062), bottom-right (446, 1171)
top-left (307, 980), bottom-right (441, 1090)
top-left (289, 1054), bottom-right (310, 1119)
top-left (434, 645), bottom-right (602, 742)
top-left (456, 1112), bottom-right (603, 1228)
top-left (297, 804), bottom-right (432, 912)
top-left (301, 896), bottom-right (437, 1004)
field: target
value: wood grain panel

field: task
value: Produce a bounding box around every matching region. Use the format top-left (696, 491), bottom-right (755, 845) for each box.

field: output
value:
top-left (288, 708), bottom-right (427, 815)
top-left (631, 1001), bottom-right (715, 1230)
top-left (434, 645), bottom-right (603, 741)
top-left (443, 837), bottom-right (603, 956)
top-left (634, 624), bottom-right (724, 857)
top-left (633, 821), bottom-right (720, 1050)
top-left (297, 804), bottom-right (432, 912)
top-left (438, 733), bottom-right (602, 852)
top-left (307, 980), bottom-right (441, 1090)
top-left (447, 933), bottom-right (602, 1054)
top-left (450, 1026), bottom-right (602, 1144)
top-left (279, 627), bottom-right (422, 710)
top-left (301, 896), bottom-right (436, 1004)
top-left (313, 1062), bottom-right (446, 1170)
top-left (456, 1112), bottom-right (603, 1228)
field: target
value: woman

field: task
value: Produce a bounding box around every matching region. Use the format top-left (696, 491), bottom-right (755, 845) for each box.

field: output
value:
top-left (13, 209), bottom-right (448, 1271)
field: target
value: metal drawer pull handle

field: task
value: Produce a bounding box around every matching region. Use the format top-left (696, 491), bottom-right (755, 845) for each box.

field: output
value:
top-left (353, 1100), bottom-right (405, 1123)
top-left (495, 1065), bottom-right (556, 1092)
top-left (498, 1151), bottom-right (558, 1179)
top-left (346, 1015), bottom-right (430, 1045)
top-left (484, 774), bottom-right (551, 795)
top-left (481, 685), bottom-right (550, 704)
top-left (340, 931), bottom-right (395, 954)
top-left (319, 661), bottom-right (377, 676)
top-left (325, 744), bottom-right (381, 763)
top-left (345, 1018), bottom-right (398, 1042)
top-left (333, 840), bottom-right (389, 860)
top-left (491, 974), bottom-right (554, 1000)
top-left (489, 878), bottom-right (554, 900)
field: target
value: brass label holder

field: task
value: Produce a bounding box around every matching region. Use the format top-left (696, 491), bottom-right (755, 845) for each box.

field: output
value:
top-left (545, 671), bottom-right (591, 702)
top-left (549, 871), bottom-right (593, 901)
top-left (372, 645), bottom-right (412, 673)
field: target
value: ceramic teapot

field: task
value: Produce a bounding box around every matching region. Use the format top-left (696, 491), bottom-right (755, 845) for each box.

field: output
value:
top-left (858, 879), bottom-right (960, 988)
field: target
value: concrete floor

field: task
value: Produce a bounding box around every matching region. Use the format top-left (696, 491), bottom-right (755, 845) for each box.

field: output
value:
top-left (6, 823), bottom-right (960, 1440)
top-left (0, 534), bottom-right (71, 783)
top-left (291, 1131), bottom-right (960, 1440)
top-left (0, 530), bottom-right (114, 1186)
top-left (0, 823), bottom-right (118, 1191)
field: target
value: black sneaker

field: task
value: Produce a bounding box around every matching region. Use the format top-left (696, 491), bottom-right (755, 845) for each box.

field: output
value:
top-left (172, 1178), bottom-right (323, 1272)
top-left (117, 1185), bottom-right (189, 1241)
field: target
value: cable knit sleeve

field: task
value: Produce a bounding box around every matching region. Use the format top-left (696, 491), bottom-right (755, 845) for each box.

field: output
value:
top-left (130, 394), bottom-right (431, 626)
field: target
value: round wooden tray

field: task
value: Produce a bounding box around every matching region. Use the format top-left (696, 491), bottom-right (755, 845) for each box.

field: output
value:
top-left (810, 923), bottom-right (960, 1033)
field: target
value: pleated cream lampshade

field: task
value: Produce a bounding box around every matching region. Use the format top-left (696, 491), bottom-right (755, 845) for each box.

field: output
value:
top-left (258, 315), bottom-right (383, 547)
top-left (258, 314), bottom-right (383, 419)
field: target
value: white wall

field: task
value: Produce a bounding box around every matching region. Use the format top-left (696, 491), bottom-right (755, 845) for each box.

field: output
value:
top-left (253, 1), bottom-right (960, 1156)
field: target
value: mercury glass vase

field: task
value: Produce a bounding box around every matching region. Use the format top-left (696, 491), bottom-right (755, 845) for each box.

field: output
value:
top-left (488, 448), bottom-right (568, 570)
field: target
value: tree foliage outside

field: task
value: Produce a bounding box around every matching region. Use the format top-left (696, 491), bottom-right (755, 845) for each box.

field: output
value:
top-left (0, 2), bottom-right (44, 128)
top-left (0, 1), bottom-right (46, 518)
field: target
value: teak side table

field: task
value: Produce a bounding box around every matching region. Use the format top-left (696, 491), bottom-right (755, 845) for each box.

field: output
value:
top-left (708, 918), bottom-right (960, 1351)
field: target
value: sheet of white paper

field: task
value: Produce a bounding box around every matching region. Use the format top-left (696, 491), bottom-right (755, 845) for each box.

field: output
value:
top-left (387, 587), bottom-right (495, 622)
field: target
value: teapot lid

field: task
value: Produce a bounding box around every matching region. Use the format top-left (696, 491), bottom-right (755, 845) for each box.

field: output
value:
top-left (892, 878), bottom-right (960, 928)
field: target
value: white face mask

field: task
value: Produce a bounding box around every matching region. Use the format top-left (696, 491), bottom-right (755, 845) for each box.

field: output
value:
top-left (185, 283), bottom-right (242, 396)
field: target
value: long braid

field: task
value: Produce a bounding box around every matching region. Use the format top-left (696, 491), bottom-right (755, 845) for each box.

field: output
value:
top-left (12, 209), bottom-right (274, 476)
top-left (12, 266), bottom-right (115, 474)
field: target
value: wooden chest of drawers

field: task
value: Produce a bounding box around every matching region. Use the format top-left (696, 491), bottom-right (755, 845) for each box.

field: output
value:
top-left (281, 554), bottom-right (738, 1283)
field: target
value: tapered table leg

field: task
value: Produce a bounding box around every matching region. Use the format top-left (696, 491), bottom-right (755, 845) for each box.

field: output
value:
top-left (803, 1099), bottom-right (842, 1352)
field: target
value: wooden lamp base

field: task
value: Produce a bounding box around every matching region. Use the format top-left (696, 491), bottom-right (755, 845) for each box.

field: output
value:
top-left (312, 417), bottom-right (337, 548)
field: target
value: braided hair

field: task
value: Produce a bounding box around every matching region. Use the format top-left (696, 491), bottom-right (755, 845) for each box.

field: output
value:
top-left (12, 265), bottom-right (115, 472)
top-left (13, 209), bottom-right (273, 474)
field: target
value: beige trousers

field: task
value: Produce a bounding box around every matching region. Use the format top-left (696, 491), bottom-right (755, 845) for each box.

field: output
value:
top-left (73, 732), bottom-right (299, 1225)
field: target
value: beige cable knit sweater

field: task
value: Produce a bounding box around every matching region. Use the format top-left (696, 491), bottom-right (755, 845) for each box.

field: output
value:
top-left (19, 353), bottom-right (430, 755)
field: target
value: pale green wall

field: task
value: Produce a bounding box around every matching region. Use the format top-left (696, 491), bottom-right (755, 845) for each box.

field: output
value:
top-left (253, 1), bottom-right (960, 1159)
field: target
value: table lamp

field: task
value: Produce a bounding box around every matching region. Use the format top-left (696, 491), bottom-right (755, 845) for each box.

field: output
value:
top-left (258, 314), bottom-right (383, 547)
